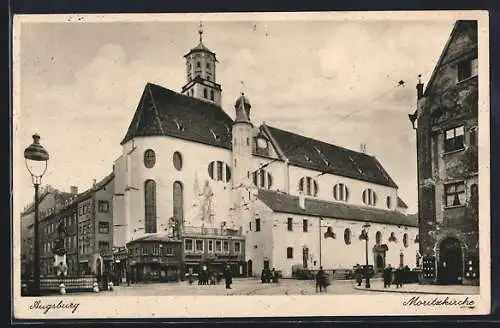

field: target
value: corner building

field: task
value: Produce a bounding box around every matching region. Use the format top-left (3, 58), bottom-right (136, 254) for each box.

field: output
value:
top-left (414, 20), bottom-right (479, 285)
top-left (113, 26), bottom-right (418, 279)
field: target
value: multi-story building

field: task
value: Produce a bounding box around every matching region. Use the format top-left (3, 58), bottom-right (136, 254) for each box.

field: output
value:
top-left (77, 173), bottom-right (115, 276)
top-left (113, 24), bottom-right (419, 279)
top-left (20, 185), bottom-right (75, 278)
top-left (412, 20), bottom-right (479, 285)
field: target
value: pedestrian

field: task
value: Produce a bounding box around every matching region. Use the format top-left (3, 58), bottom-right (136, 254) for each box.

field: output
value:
top-left (316, 266), bottom-right (325, 293)
top-left (224, 265), bottom-right (232, 289)
top-left (354, 264), bottom-right (363, 287)
top-left (383, 264), bottom-right (392, 288)
top-left (396, 264), bottom-right (404, 288)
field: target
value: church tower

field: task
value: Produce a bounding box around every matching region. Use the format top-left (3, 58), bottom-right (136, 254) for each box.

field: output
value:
top-left (181, 23), bottom-right (222, 106)
top-left (230, 93), bottom-right (254, 228)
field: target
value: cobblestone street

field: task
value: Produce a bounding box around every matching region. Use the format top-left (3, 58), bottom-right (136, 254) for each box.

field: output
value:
top-left (58, 278), bottom-right (480, 297)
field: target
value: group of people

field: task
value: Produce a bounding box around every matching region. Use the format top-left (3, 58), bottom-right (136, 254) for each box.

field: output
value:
top-left (187, 265), bottom-right (234, 289)
top-left (383, 264), bottom-right (406, 288)
top-left (261, 268), bottom-right (280, 284)
top-left (315, 267), bottom-right (329, 292)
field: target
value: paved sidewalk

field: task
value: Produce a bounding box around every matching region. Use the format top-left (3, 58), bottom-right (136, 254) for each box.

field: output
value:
top-left (353, 281), bottom-right (480, 295)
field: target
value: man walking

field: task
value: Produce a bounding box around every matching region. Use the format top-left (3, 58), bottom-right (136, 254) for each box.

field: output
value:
top-left (316, 267), bottom-right (325, 293)
top-left (383, 264), bottom-right (392, 288)
top-left (224, 265), bottom-right (232, 289)
top-left (354, 264), bottom-right (363, 287)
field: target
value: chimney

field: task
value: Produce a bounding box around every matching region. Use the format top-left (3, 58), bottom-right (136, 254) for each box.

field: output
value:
top-left (298, 191), bottom-right (306, 210)
top-left (416, 74), bottom-right (424, 100)
top-left (70, 186), bottom-right (78, 195)
top-left (360, 143), bottom-right (367, 154)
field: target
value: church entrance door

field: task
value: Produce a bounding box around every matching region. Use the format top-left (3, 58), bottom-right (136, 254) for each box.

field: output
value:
top-left (438, 237), bottom-right (463, 285)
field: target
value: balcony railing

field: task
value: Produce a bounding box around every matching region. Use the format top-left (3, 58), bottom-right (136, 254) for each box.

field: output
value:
top-left (183, 226), bottom-right (242, 237)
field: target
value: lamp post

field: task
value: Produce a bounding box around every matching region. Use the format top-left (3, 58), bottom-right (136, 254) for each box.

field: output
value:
top-left (24, 134), bottom-right (49, 296)
top-left (362, 223), bottom-right (371, 288)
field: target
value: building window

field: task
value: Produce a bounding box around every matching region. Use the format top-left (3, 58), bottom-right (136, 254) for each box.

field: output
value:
top-left (185, 239), bottom-right (193, 252)
top-left (375, 231), bottom-right (382, 245)
top-left (210, 90), bottom-right (215, 101)
top-left (286, 247), bottom-right (293, 259)
top-left (208, 161), bottom-right (231, 182)
top-left (223, 241), bottom-right (229, 252)
top-left (166, 247), bottom-right (174, 256)
top-left (234, 241), bottom-right (241, 253)
top-left (98, 221), bottom-right (109, 234)
top-left (303, 219), bottom-right (308, 232)
top-left (173, 151), bottom-right (183, 171)
top-left (206, 62), bottom-right (211, 69)
top-left (445, 181), bottom-right (466, 207)
top-left (255, 218), bottom-right (261, 232)
top-left (208, 240), bottom-right (214, 252)
top-left (144, 149), bottom-right (156, 168)
top-left (252, 170), bottom-right (273, 189)
top-left (204, 88), bottom-right (208, 98)
top-left (195, 240), bottom-right (204, 252)
top-left (98, 200), bottom-right (109, 213)
top-left (215, 240), bottom-right (222, 252)
top-left (403, 233), bottom-right (409, 248)
top-left (99, 241), bottom-right (110, 251)
top-left (196, 61), bottom-right (201, 68)
top-left (144, 180), bottom-right (157, 233)
top-left (344, 228), bottom-right (352, 245)
top-left (298, 176), bottom-right (319, 196)
top-left (469, 126), bottom-right (478, 147)
top-left (445, 126), bottom-right (465, 152)
top-left (333, 183), bottom-right (349, 202)
top-left (457, 57), bottom-right (478, 82)
top-left (173, 181), bottom-right (183, 238)
top-left (142, 247), bottom-right (148, 255)
top-left (287, 218), bottom-right (293, 231)
top-left (386, 196), bottom-right (392, 209)
top-left (362, 188), bottom-right (377, 206)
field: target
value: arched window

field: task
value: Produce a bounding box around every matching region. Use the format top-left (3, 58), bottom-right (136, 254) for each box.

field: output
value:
top-left (144, 180), bottom-right (157, 233)
top-left (362, 188), bottom-right (377, 206)
top-left (252, 170), bottom-right (273, 189)
top-left (386, 196), bottom-right (392, 209)
top-left (173, 151), bottom-right (183, 171)
top-left (344, 228), bottom-right (351, 245)
top-left (375, 231), bottom-right (382, 245)
top-left (196, 61), bottom-right (201, 68)
top-left (144, 149), bottom-right (156, 169)
top-left (403, 233), bottom-right (409, 248)
top-left (333, 183), bottom-right (349, 202)
top-left (299, 176), bottom-right (319, 197)
top-left (208, 161), bottom-right (231, 182)
top-left (173, 181), bottom-right (183, 237)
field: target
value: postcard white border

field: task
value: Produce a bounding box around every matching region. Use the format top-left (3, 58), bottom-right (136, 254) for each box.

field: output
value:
top-left (12, 10), bottom-right (490, 319)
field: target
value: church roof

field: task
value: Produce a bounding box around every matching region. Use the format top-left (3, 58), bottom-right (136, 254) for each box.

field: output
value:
top-left (121, 83), bottom-right (233, 148)
top-left (184, 42), bottom-right (217, 61)
top-left (397, 196), bottom-right (409, 209)
top-left (263, 125), bottom-right (398, 188)
top-left (257, 189), bottom-right (417, 227)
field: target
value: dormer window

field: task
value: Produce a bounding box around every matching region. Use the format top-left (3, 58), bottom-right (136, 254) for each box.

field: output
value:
top-left (304, 155), bottom-right (311, 162)
top-left (209, 129), bottom-right (220, 141)
top-left (174, 119), bottom-right (184, 131)
top-left (457, 57), bottom-right (478, 82)
top-left (313, 146), bottom-right (322, 155)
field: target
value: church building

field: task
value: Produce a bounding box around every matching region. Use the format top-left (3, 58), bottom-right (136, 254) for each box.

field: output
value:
top-left (112, 24), bottom-right (419, 279)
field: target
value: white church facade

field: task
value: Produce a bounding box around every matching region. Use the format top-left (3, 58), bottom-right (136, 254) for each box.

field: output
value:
top-left (112, 26), bottom-right (419, 278)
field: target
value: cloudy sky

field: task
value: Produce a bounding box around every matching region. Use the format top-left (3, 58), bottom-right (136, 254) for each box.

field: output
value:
top-left (15, 14), bottom-right (456, 214)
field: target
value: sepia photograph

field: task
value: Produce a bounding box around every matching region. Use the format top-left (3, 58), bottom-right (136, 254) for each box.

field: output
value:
top-left (12, 11), bottom-right (490, 319)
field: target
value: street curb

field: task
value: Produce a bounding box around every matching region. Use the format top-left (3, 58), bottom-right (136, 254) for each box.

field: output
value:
top-left (352, 286), bottom-right (477, 295)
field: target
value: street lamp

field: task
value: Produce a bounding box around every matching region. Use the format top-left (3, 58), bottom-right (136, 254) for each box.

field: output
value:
top-left (24, 134), bottom-right (49, 296)
top-left (361, 223), bottom-right (371, 288)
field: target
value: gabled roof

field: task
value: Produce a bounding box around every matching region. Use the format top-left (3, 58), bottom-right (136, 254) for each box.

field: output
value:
top-left (397, 196), bottom-right (408, 209)
top-left (257, 189), bottom-right (417, 227)
top-left (423, 20), bottom-right (477, 97)
top-left (121, 83), bottom-right (233, 149)
top-left (263, 124), bottom-right (398, 188)
top-left (75, 172), bottom-right (115, 203)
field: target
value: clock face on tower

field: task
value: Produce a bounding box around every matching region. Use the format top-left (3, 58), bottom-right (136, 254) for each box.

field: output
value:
top-left (257, 137), bottom-right (268, 149)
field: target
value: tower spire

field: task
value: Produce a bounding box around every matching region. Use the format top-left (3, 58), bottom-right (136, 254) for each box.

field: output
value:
top-left (198, 21), bottom-right (204, 44)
